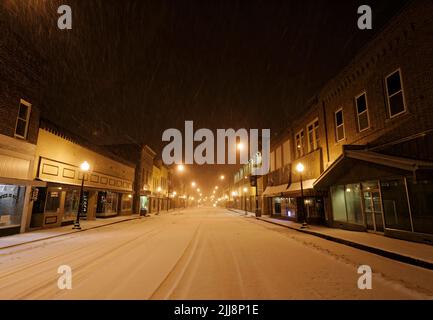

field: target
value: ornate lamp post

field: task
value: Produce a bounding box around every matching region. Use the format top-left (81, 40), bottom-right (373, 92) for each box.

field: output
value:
top-left (73, 161), bottom-right (90, 230)
top-left (296, 163), bottom-right (307, 228)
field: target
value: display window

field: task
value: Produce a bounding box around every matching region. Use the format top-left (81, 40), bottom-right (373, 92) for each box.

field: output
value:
top-left (0, 184), bottom-right (25, 228)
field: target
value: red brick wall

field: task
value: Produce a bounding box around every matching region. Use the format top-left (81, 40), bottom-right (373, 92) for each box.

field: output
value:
top-left (318, 0), bottom-right (433, 165)
top-left (0, 22), bottom-right (43, 145)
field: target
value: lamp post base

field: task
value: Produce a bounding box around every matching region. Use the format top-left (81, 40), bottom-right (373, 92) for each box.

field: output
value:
top-left (72, 222), bottom-right (81, 230)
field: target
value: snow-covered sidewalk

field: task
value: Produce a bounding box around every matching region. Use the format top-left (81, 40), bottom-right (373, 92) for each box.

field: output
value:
top-left (0, 215), bottom-right (141, 250)
top-left (256, 216), bottom-right (433, 269)
top-left (226, 208), bottom-right (256, 217)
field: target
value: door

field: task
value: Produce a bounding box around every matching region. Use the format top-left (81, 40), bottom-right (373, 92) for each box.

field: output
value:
top-left (363, 190), bottom-right (384, 232)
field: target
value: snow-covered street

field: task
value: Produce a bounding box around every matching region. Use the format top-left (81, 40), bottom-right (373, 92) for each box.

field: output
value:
top-left (0, 207), bottom-right (432, 300)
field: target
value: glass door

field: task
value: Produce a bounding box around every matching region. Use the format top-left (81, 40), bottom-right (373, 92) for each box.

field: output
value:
top-left (362, 183), bottom-right (384, 232)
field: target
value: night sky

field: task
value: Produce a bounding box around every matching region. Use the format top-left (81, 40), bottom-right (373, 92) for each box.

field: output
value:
top-left (1, 0), bottom-right (410, 191)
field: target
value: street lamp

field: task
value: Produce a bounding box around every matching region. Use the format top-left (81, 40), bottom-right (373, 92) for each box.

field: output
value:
top-left (296, 163), bottom-right (307, 228)
top-left (73, 161), bottom-right (90, 230)
top-left (191, 181), bottom-right (196, 188)
top-left (220, 175), bottom-right (225, 180)
top-left (177, 164), bottom-right (185, 173)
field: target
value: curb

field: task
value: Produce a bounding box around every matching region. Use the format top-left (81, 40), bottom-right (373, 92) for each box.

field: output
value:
top-left (227, 208), bottom-right (256, 217)
top-left (256, 217), bottom-right (433, 271)
top-left (0, 216), bottom-right (141, 251)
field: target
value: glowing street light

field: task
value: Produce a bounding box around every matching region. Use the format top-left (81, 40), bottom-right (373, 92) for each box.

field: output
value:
top-left (197, 188), bottom-right (201, 193)
top-left (80, 161), bottom-right (90, 172)
top-left (191, 181), bottom-right (196, 188)
top-left (74, 161), bottom-right (90, 230)
top-left (296, 163), bottom-right (305, 173)
top-left (237, 142), bottom-right (244, 151)
top-left (177, 164), bottom-right (185, 173)
top-left (220, 175), bottom-right (225, 180)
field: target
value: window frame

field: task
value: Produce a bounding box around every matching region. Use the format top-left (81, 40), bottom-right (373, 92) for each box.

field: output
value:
top-left (295, 129), bottom-right (305, 158)
top-left (14, 99), bottom-right (32, 139)
top-left (385, 68), bottom-right (407, 119)
top-left (355, 91), bottom-right (370, 132)
top-left (334, 108), bottom-right (345, 142)
top-left (307, 118), bottom-right (320, 153)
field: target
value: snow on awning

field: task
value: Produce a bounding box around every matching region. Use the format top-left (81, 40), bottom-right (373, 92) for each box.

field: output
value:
top-left (262, 184), bottom-right (288, 197)
top-left (314, 148), bottom-right (433, 190)
top-left (0, 177), bottom-right (46, 187)
top-left (286, 179), bottom-right (316, 193)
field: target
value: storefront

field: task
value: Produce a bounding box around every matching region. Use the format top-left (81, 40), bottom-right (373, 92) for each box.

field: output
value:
top-left (30, 128), bottom-right (136, 229)
top-left (31, 183), bottom-right (134, 227)
top-left (315, 149), bottom-right (433, 244)
top-left (270, 196), bottom-right (297, 219)
top-left (262, 184), bottom-right (288, 217)
top-left (139, 195), bottom-right (149, 215)
top-left (0, 134), bottom-right (46, 237)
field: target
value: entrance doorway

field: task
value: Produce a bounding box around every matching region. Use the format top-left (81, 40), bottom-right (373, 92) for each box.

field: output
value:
top-left (362, 182), bottom-right (384, 232)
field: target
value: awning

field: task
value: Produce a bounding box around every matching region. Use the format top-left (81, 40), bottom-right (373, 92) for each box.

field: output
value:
top-left (0, 177), bottom-right (47, 187)
top-left (286, 179), bottom-right (316, 193)
top-left (262, 184), bottom-right (288, 197)
top-left (314, 149), bottom-right (433, 190)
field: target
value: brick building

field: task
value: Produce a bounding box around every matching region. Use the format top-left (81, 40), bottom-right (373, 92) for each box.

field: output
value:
top-left (314, 0), bottom-right (433, 243)
top-left (0, 22), bottom-right (45, 236)
top-left (249, 0), bottom-right (433, 244)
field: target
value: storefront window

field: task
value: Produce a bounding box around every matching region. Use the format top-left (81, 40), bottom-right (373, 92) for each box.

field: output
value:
top-left (286, 197), bottom-right (297, 218)
top-left (304, 197), bottom-right (324, 220)
top-left (45, 189), bottom-right (61, 213)
top-left (330, 184), bottom-right (363, 225)
top-left (345, 184), bottom-right (363, 225)
top-left (97, 191), bottom-right (119, 214)
top-left (0, 185), bottom-right (25, 228)
top-left (406, 178), bottom-right (433, 235)
top-left (140, 196), bottom-right (148, 214)
top-left (121, 195), bottom-right (132, 211)
top-left (273, 197), bottom-right (281, 215)
top-left (381, 179), bottom-right (412, 231)
top-left (331, 185), bottom-right (347, 222)
top-left (64, 189), bottom-right (80, 221)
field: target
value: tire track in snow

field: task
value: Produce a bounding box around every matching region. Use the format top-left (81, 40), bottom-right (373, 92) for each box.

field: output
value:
top-left (0, 222), bottom-right (164, 299)
top-left (149, 222), bottom-right (203, 300)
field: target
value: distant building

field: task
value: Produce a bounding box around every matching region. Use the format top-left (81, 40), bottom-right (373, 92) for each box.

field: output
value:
top-left (149, 159), bottom-right (171, 213)
top-left (106, 144), bottom-right (156, 215)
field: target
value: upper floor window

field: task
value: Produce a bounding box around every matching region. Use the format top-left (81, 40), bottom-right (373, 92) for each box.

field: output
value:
top-left (335, 109), bottom-right (345, 142)
top-left (385, 69), bottom-right (406, 118)
top-left (355, 92), bottom-right (370, 132)
top-left (15, 99), bottom-right (32, 139)
top-left (295, 130), bottom-right (305, 158)
top-left (307, 119), bottom-right (319, 152)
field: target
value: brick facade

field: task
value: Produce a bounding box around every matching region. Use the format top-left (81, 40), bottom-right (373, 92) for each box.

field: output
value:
top-left (0, 21), bottom-right (43, 144)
